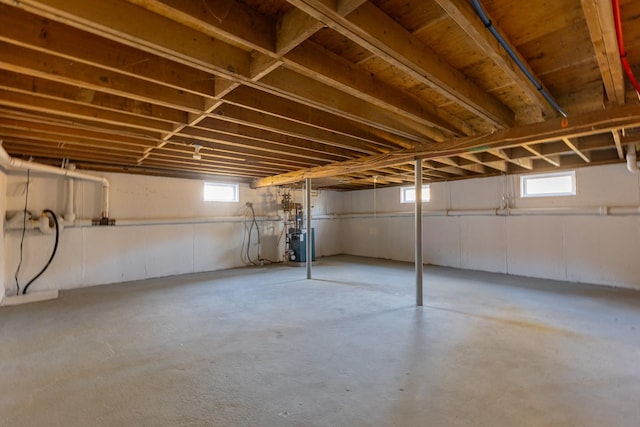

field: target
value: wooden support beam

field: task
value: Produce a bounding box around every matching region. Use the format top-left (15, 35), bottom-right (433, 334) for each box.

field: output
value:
top-left (287, 0), bottom-right (515, 127)
top-left (2, 0), bottom-right (450, 149)
top-left (0, 42), bottom-right (205, 113)
top-left (0, 0), bottom-right (252, 77)
top-left (0, 118), bottom-right (158, 147)
top-left (435, 157), bottom-right (487, 174)
top-left (3, 141), bottom-right (142, 163)
top-left (207, 105), bottom-right (372, 156)
top-left (522, 144), bottom-right (561, 167)
top-left (126, 0), bottom-right (276, 54)
top-left (175, 127), bottom-right (345, 165)
top-left (257, 67), bottom-right (437, 145)
top-left (253, 104), bottom-right (640, 187)
top-left (435, 0), bottom-right (556, 119)
top-left (0, 5), bottom-right (218, 98)
top-left (191, 119), bottom-right (352, 161)
top-left (562, 137), bottom-right (591, 163)
top-left (276, 7), bottom-right (324, 55)
top-left (459, 153), bottom-right (507, 172)
top-left (0, 107), bottom-right (160, 137)
top-left (581, 0), bottom-right (625, 105)
top-left (222, 86), bottom-right (407, 152)
top-left (283, 41), bottom-right (460, 136)
top-left (3, 136), bottom-right (146, 157)
top-left (0, 89), bottom-right (176, 133)
top-left (488, 148), bottom-right (534, 170)
top-left (425, 160), bottom-right (468, 176)
top-left (612, 129), bottom-right (624, 159)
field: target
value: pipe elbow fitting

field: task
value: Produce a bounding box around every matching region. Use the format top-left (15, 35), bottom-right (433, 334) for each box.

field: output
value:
top-left (38, 212), bottom-right (63, 234)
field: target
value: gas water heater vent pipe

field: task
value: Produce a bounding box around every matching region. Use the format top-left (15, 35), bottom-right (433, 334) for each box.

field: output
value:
top-left (0, 142), bottom-right (111, 218)
top-left (471, 0), bottom-right (568, 118)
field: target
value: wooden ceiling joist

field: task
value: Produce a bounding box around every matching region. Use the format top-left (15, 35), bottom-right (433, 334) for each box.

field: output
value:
top-left (0, 0), bottom-right (638, 190)
top-left (434, 0), bottom-right (557, 120)
top-left (562, 137), bottom-right (591, 163)
top-left (287, 0), bottom-right (515, 127)
top-left (252, 105), bottom-right (640, 187)
top-left (580, 0), bottom-right (626, 105)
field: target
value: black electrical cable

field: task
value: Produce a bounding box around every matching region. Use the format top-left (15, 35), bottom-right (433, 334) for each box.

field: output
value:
top-left (14, 169), bottom-right (30, 296)
top-left (246, 216), bottom-right (257, 265)
top-left (241, 203), bottom-right (277, 266)
top-left (22, 209), bottom-right (59, 295)
top-left (248, 203), bottom-right (277, 264)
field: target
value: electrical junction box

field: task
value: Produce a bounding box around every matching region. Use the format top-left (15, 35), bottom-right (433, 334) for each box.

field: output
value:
top-left (290, 229), bottom-right (315, 262)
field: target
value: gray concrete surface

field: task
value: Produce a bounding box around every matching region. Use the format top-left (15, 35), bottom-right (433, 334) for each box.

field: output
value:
top-left (1, 255), bottom-right (639, 427)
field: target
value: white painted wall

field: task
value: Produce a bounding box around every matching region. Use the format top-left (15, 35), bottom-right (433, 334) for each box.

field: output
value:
top-left (6, 162), bottom-right (638, 293)
top-left (0, 170), bottom-right (5, 301)
top-left (3, 171), bottom-right (342, 294)
top-left (338, 163), bottom-right (640, 290)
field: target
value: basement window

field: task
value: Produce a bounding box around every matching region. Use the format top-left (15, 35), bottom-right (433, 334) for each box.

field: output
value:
top-left (520, 171), bottom-right (576, 198)
top-left (204, 182), bottom-right (239, 202)
top-left (401, 185), bottom-right (430, 203)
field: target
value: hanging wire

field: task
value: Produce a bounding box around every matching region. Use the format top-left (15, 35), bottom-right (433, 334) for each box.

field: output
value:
top-left (14, 169), bottom-right (30, 296)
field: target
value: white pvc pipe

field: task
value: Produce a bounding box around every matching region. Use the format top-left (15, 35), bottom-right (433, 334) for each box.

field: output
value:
top-left (626, 145), bottom-right (639, 174)
top-left (0, 142), bottom-right (110, 218)
top-left (447, 209), bottom-right (498, 216)
top-left (5, 215), bottom-right (282, 230)
top-left (507, 207), bottom-right (606, 216)
top-left (65, 164), bottom-right (76, 223)
top-left (608, 206), bottom-right (640, 215)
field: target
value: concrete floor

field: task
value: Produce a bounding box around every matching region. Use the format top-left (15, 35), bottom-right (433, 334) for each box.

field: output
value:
top-left (1, 255), bottom-right (639, 427)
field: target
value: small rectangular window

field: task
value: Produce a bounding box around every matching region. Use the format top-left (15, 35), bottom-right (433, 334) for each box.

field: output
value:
top-left (204, 182), bottom-right (239, 202)
top-left (520, 171), bottom-right (575, 198)
top-left (401, 185), bottom-right (430, 203)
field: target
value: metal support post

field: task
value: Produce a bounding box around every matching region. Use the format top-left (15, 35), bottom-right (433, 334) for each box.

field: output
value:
top-left (305, 178), bottom-right (312, 280)
top-left (415, 159), bottom-right (423, 306)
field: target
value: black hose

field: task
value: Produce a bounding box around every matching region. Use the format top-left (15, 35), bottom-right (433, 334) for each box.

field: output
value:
top-left (246, 215), bottom-right (256, 265)
top-left (22, 209), bottom-right (59, 295)
top-left (14, 169), bottom-right (30, 296)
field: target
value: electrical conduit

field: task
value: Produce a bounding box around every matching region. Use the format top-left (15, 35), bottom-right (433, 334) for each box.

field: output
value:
top-left (471, 0), bottom-right (567, 117)
top-left (613, 0), bottom-right (640, 98)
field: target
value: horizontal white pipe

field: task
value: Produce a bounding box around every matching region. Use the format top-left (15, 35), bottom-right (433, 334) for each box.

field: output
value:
top-left (114, 216), bottom-right (281, 227)
top-left (447, 209), bottom-right (498, 216)
top-left (608, 206), bottom-right (640, 215)
top-left (0, 142), bottom-right (110, 217)
top-left (339, 209), bottom-right (495, 218)
top-left (5, 215), bottom-right (282, 230)
top-left (506, 207), bottom-right (607, 216)
top-left (336, 206), bottom-right (640, 218)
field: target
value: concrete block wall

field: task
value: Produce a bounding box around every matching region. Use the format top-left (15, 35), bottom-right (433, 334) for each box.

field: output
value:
top-left (339, 163), bottom-right (640, 290)
top-left (2, 171), bottom-right (342, 294)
